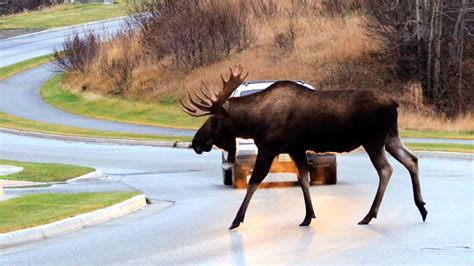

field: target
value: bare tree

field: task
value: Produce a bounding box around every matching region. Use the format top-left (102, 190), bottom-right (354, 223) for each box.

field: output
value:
top-left (364, 0), bottom-right (473, 116)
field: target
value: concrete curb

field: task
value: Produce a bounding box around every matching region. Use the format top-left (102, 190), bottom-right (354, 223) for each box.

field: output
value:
top-left (0, 194), bottom-right (147, 249)
top-left (1, 170), bottom-right (106, 188)
top-left (414, 150), bottom-right (473, 160)
top-left (0, 128), bottom-right (469, 159)
top-left (67, 170), bottom-right (106, 183)
top-left (0, 127), bottom-right (192, 148)
top-left (349, 148), bottom-right (472, 160)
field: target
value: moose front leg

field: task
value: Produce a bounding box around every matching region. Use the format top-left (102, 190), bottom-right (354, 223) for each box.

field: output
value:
top-left (290, 151), bottom-right (316, 226)
top-left (229, 151), bottom-right (275, 230)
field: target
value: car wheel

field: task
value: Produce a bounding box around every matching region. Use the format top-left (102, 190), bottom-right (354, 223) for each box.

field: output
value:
top-left (308, 153), bottom-right (337, 185)
top-left (233, 165), bottom-right (248, 189)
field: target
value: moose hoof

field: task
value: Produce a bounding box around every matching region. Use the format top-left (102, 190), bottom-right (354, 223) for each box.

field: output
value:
top-left (358, 215), bottom-right (374, 225)
top-left (418, 204), bottom-right (428, 222)
top-left (229, 221), bottom-right (241, 230)
top-left (299, 217), bottom-right (313, 227)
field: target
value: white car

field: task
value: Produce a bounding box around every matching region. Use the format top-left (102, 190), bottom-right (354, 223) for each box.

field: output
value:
top-left (222, 80), bottom-right (337, 188)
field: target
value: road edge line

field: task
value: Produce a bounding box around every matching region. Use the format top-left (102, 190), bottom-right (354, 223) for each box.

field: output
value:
top-left (0, 194), bottom-right (147, 249)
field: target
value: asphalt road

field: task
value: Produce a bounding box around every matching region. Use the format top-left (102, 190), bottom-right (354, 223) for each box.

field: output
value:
top-left (0, 18), bottom-right (126, 67)
top-left (0, 64), bottom-right (195, 137)
top-left (0, 132), bottom-right (472, 264)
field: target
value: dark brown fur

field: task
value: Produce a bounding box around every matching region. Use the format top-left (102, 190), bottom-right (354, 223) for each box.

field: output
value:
top-left (192, 81), bottom-right (427, 229)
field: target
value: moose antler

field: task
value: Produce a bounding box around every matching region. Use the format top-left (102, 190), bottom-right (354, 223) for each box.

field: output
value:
top-left (179, 65), bottom-right (248, 117)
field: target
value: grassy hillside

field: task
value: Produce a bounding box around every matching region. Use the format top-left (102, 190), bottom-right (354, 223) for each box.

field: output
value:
top-left (0, 1), bottom-right (125, 29)
top-left (56, 1), bottom-right (473, 135)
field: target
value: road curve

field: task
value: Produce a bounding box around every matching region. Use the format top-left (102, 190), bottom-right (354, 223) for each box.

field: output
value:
top-left (0, 17), bottom-right (471, 143)
top-left (0, 18), bottom-right (127, 67)
top-left (0, 16), bottom-right (195, 137)
top-left (0, 64), bottom-right (195, 137)
top-left (1, 63), bottom-right (472, 142)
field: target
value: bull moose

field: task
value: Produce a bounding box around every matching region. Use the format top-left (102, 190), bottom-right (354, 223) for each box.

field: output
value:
top-left (180, 66), bottom-right (427, 229)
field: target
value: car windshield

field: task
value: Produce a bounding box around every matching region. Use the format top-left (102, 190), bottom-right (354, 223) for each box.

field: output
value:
top-left (239, 89), bottom-right (263, 97)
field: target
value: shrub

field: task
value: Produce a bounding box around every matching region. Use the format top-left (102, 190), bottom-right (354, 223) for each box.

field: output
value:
top-left (53, 31), bottom-right (100, 73)
top-left (128, 0), bottom-right (255, 71)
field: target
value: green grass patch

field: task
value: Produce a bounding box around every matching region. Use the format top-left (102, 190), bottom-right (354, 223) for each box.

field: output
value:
top-left (41, 74), bottom-right (205, 130)
top-left (0, 159), bottom-right (94, 182)
top-left (0, 111), bottom-right (192, 142)
top-left (0, 192), bottom-right (139, 233)
top-left (0, 54), bottom-right (53, 81)
top-left (406, 143), bottom-right (473, 153)
top-left (0, 109), bottom-right (470, 153)
top-left (400, 129), bottom-right (473, 140)
top-left (0, 2), bottom-right (126, 29)
top-left (41, 74), bottom-right (474, 141)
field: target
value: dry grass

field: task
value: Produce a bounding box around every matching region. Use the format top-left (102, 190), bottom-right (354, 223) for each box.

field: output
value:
top-left (398, 110), bottom-right (474, 133)
top-left (396, 82), bottom-right (473, 133)
top-left (65, 8), bottom-right (388, 100)
top-left (161, 14), bottom-right (386, 100)
top-left (59, 0), bottom-right (472, 133)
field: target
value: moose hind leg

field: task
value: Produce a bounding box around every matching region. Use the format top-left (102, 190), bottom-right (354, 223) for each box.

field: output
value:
top-left (385, 136), bottom-right (427, 221)
top-left (290, 151), bottom-right (316, 226)
top-left (229, 151), bottom-right (275, 230)
top-left (359, 145), bottom-right (393, 225)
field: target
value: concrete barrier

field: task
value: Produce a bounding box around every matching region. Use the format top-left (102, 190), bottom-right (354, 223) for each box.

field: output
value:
top-left (0, 194), bottom-right (147, 248)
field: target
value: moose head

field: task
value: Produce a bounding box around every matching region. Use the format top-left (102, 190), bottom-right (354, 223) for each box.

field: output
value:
top-left (179, 66), bottom-right (248, 155)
